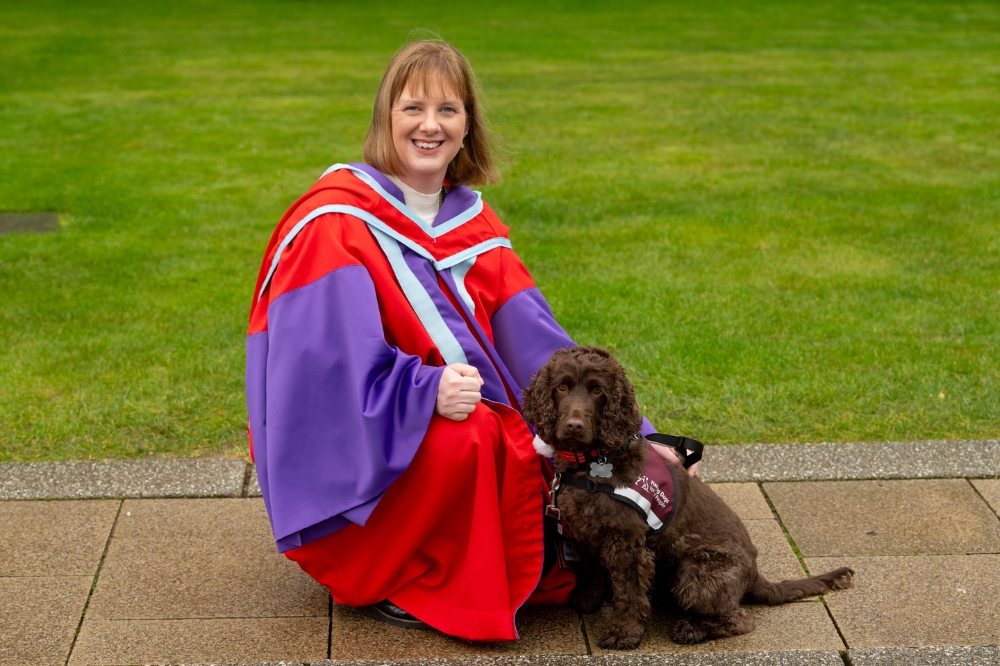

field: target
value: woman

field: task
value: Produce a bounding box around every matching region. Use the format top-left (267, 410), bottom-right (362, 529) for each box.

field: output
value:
top-left (246, 39), bottom-right (696, 642)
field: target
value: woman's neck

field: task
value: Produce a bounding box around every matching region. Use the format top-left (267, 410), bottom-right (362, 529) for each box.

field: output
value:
top-left (386, 175), bottom-right (442, 224)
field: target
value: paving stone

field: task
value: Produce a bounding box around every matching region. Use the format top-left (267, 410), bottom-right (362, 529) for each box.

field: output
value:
top-left (744, 519), bottom-right (808, 583)
top-left (849, 645), bottom-right (1000, 665)
top-left (0, 499), bottom-right (119, 576)
top-left (701, 439), bottom-right (1000, 482)
top-left (804, 554), bottom-right (1000, 647)
top-left (0, 576), bottom-right (93, 666)
top-left (328, 604), bottom-right (586, 659)
top-left (0, 459), bottom-right (247, 500)
top-left (87, 499), bottom-right (325, 620)
top-left (765, 479), bottom-right (1000, 556)
top-left (114, 497), bottom-right (272, 540)
top-left (584, 600), bottom-right (843, 654)
top-left (971, 479), bottom-right (1000, 516)
top-left (707, 483), bottom-right (773, 521)
top-left (248, 465), bottom-right (262, 497)
top-left (68, 617), bottom-right (328, 665)
top-left (313, 652), bottom-right (847, 666)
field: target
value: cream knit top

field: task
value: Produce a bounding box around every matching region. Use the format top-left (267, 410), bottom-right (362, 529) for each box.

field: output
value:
top-left (386, 175), bottom-right (442, 225)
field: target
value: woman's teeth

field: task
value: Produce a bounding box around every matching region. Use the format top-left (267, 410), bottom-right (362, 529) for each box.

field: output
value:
top-left (414, 140), bottom-right (442, 149)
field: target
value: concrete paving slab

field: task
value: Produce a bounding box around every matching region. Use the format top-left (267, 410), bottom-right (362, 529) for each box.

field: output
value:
top-left (804, 554), bottom-right (1000, 647)
top-left (68, 617), bottom-right (328, 665)
top-left (701, 439), bottom-right (1000, 482)
top-left (0, 459), bottom-right (247, 500)
top-left (707, 483), bottom-right (773, 521)
top-left (86, 536), bottom-right (327, 619)
top-left (328, 604), bottom-right (586, 659)
top-left (114, 497), bottom-right (272, 540)
top-left (765, 479), bottom-right (1000, 556)
top-left (849, 645), bottom-right (1000, 665)
top-left (87, 499), bottom-right (325, 620)
top-left (314, 652), bottom-right (847, 666)
top-left (0, 576), bottom-right (93, 666)
top-left (584, 600), bottom-right (843, 654)
top-left (971, 479), bottom-right (1000, 517)
top-left (744, 519), bottom-right (808, 583)
top-left (248, 465), bottom-right (262, 497)
top-left (0, 499), bottom-right (119, 576)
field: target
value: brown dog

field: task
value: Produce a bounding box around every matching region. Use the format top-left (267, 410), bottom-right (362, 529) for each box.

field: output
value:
top-left (522, 346), bottom-right (853, 649)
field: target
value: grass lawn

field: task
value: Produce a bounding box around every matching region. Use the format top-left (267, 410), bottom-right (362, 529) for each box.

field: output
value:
top-left (1, 0), bottom-right (998, 461)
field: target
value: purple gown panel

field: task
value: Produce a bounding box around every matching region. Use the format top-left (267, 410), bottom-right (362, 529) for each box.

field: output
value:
top-left (490, 286), bottom-right (576, 392)
top-left (251, 264), bottom-right (445, 552)
top-left (401, 248), bottom-right (509, 406)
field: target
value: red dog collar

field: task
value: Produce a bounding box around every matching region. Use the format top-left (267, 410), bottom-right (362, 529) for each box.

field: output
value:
top-left (555, 448), bottom-right (608, 464)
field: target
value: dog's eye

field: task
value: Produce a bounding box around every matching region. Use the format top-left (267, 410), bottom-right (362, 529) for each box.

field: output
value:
top-left (557, 384), bottom-right (568, 392)
top-left (591, 387), bottom-right (603, 396)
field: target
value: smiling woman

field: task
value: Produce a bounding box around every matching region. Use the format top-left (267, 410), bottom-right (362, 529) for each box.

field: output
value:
top-left (247, 40), bottom-right (571, 641)
top-left (246, 39), bottom-right (689, 642)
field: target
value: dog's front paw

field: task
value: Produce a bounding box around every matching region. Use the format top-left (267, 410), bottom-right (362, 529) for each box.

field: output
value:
top-left (669, 617), bottom-right (707, 644)
top-left (598, 621), bottom-right (645, 650)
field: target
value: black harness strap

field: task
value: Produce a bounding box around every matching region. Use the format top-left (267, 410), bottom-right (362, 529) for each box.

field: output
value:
top-left (645, 433), bottom-right (704, 469)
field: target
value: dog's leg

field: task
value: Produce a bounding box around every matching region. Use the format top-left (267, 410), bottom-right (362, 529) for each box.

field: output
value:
top-left (571, 547), bottom-right (609, 614)
top-left (669, 547), bottom-right (755, 644)
top-left (596, 533), bottom-right (656, 650)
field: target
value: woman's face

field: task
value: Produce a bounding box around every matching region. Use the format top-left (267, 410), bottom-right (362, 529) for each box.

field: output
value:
top-left (391, 74), bottom-right (467, 194)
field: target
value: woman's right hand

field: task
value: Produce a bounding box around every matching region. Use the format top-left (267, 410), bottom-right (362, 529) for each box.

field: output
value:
top-left (436, 363), bottom-right (484, 421)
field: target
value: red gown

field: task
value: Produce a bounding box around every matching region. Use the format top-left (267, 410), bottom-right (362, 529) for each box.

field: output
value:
top-left (247, 164), bottom-right (575, 641)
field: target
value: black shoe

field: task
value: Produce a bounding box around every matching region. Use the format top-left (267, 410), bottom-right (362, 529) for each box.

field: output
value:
top-left (344, 599), bottom-right (431, 630)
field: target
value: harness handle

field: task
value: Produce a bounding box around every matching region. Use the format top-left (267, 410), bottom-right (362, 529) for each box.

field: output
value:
top-left (646, 433), bottom-right (704, 469)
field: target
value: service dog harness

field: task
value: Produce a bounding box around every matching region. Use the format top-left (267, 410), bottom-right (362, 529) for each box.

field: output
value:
top-left (545, 434), bottom-right (703, 536)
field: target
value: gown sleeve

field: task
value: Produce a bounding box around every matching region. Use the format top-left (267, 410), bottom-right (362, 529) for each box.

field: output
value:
top-left (489, 248), bottom-right (658, 437)
top-left (246, 217), bottom-right (445, 552)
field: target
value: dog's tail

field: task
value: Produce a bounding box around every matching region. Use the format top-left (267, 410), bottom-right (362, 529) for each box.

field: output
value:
top-left (744, 567), bottom-right (854, 606)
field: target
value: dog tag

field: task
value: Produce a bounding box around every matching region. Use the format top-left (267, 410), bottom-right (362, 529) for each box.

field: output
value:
top-left (590, 462), bottom-right (613, 478)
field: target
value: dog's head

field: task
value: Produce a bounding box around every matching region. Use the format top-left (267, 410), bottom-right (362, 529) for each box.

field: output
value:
top-left (522, 346), bottom-right (644, 453)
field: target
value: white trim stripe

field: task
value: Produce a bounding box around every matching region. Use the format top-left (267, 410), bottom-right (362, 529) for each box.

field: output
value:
top-left (614, 487), bottom-right (664, 531)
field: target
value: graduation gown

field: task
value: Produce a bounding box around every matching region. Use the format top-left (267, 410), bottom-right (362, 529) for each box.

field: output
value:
top-left (245, 163), bottom-right (578, 640)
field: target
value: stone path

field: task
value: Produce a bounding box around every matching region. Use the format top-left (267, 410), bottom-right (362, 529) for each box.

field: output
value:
top-left (2, 440), bottom-right (998, 666)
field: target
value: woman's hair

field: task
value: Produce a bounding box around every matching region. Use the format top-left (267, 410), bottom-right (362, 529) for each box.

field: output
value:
top-left (364, 40), bottom-right (502, 186)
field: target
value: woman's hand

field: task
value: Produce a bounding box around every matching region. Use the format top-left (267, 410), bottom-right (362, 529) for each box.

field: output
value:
top-left (649, 441), bottom-right (701, 477)
top-left (436, 363), bottom-right (484, 421)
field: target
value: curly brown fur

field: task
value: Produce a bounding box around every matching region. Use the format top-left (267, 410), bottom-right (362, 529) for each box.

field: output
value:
top-left (523, 346), bottom-right (854, 649)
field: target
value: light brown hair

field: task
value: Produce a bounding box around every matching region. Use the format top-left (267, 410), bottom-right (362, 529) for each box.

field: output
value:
top-left (364, 40), bottom-right (501, 186)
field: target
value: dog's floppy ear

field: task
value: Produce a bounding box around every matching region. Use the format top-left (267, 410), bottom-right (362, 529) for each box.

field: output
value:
top-left (597, 358), bottom-right (644, 447)
top-left (522, 351), bottom-right (562, 443)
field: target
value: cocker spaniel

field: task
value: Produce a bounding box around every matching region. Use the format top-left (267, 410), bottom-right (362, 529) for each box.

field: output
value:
top-left (522, 346), bottom-right (853, 649)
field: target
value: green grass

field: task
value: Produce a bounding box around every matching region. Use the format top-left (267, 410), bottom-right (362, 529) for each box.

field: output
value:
top-left (1, 0), bottom-right (998, 461)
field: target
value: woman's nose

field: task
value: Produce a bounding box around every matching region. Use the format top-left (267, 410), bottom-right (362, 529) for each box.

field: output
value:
top-left (419, 111), bottom-right (440, 133)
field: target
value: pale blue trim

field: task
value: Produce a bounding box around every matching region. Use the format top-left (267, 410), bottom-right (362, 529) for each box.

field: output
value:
top-left (258, 204), bottom-right (511, 301)
top-left (450, 257), bottom-right (477, 315)
top-left (369, 228), bottom-right (468, 366)
top-left (320, 163), bottom-right (483, 239)
top-left (434, 238), bottom-right (512, 271)
top-left (257, 204), bottom-right (435, 301)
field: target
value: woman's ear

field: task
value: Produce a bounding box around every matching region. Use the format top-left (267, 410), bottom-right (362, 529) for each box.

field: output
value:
top-left (597, 361), bottom-right (644, 447)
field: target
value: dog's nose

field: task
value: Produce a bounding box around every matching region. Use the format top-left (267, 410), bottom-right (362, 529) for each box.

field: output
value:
top-left (565, 418), bottom-right (585, 434)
